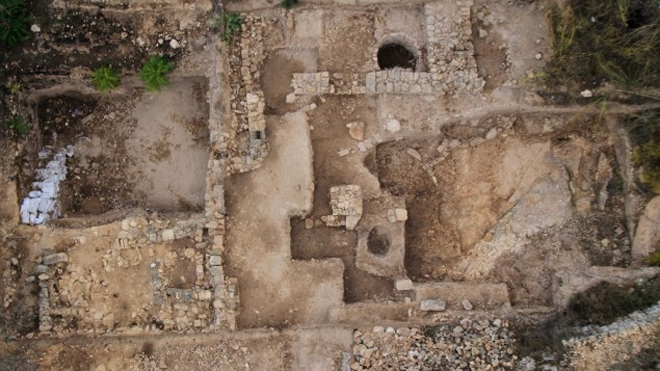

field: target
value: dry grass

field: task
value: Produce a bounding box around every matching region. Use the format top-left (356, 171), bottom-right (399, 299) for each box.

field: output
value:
top-left (546, 0), bottom-right (660, 90)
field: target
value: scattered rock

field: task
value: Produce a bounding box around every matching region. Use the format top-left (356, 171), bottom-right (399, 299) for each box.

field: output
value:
top-left (478, 28), bottom-right (488, 38)
top-left (436, 139), bottom-right (449, 154)
top-left (580, 89), bottom-right (593, 98)
top-left (394, 208), bottom-right (408, 221)
top-left (169, 39), bottom-right (180, 49)
top-left (395, 279), bottom-right (414, 291)
top-left (346, 121), bottom-right (365, 141)
top-left (485, 128), bottom-right (498, 140)
top-left (372, 326), bottom-right (384, 334)
top-left (386, 118), bottom-right (401, 133)
top-left (535, 52), bottom-right (543, 60)
top-left (30, 24), bottom-right (41, 33)
top-left (183, 248), bottom-right (195, 259)
top-left (406, 148), bottom-right (422, 161)
top-left (42, 253), bottom-right (68, 266)
top-left (462, 299), bottom-right (474, 311)
top-left (286, 93), bottom-right (297, 104)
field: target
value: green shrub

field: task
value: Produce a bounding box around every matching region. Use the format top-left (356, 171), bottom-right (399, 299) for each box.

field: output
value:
top-left (139, 57), bottom-right (174, 92)
top-left (281, 0), bottom-right (299, 9)
top-left (0, 0), bottom-right (30, 47)
top-left (5, 81), bottom-right (19, 94)
top-left (92, 66), bottom-right (119, 92)
top-left (4, 115), bottom-right (29, 135)
top-left (546, 0), bottom-right (660, 89)
top-left (222, 12), bottom-right (243, 43)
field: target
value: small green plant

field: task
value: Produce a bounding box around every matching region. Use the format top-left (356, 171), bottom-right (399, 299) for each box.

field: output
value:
top-left (222, 12), bottom-right (243, 43)
top-left (627, 109), bottom-right (660, 192)
top-left (139, 57), bottom-right (174, 92)
top-left (5, 81), bottom-right (19, 94)
top-left (0, 0), bottom-right (30, 47)
top-left (92, 66), bottom-right (120, 92)
top-left (4, 115), bottom-right (29, 135)
top-left (646, 243), bottom-right (660, 267)
top-left (281, 0), bottom-right (299, 9)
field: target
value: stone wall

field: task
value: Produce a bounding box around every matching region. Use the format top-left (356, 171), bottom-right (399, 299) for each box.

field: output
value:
top-left (289, 0), bottom-right (484, 99)
top-left (225, 15), bottom-right (269, 175)
top-left (32, 215), bottom-right (237, 336)
top-left (565, 301), bottom-right (660, 346)
top-left (424, 0), bottom-right (484, 94)
top-left (563, 301), bottom-right (660, 368)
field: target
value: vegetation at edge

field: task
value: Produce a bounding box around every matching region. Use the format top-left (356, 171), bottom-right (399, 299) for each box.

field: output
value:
top-left (627, 109), bottom-right (660, 192)
top-left (0, 0), bottom-right (30, 47)
top-left (3, 115), bottom-right (29, 135)
top-left (222, 12), bottom-right (243, 43)
top-left (546, 0), bottom-right (660, 89)
top-left (281, 0), bottom-right (300, 9)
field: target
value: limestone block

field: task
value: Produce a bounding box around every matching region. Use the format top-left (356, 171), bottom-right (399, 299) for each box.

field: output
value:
top-left (633, 196), bottom-right (660, 259)
top-left (420, 299), bottom-right (446, 312)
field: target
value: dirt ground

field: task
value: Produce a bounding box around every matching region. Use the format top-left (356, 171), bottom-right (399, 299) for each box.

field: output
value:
top-left (24, 78), bottom-right (210, 219)
top-left (223, 113), bottom-right (344, 329)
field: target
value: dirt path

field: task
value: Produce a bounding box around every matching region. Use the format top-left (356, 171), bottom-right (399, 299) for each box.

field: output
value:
top-left (224, 113), bottom-right (344, 329)
top-left (0, 325), bottom-right (353, 371)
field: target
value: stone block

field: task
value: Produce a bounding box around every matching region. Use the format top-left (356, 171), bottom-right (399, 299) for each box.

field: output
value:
top-left (420, 299), bottom-right (446, 312)
top-left (161, 229), bottom-right (175, 242)
top-left (394, 209), bottom-right (408, 221)
top-left (42, 253), bottom-right (68, 266)
top-left (395, 279), bottom-right (414, 291)
top-left (209, 255), bottom-right (222, 266)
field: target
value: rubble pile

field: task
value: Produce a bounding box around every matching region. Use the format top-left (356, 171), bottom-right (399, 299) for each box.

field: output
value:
top-left (349, 319), bottom-right (518, 370)
top-left (20, 146), bottom-right (73, 225)
top-left (323, 185), bottom-right (364, 230)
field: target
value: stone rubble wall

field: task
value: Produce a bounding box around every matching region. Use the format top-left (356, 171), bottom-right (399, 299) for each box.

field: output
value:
top-left (32, 215), bottom-right (237, 335)
top-left (564, 300), bottom-right (660, 347)
top-left (322, 185), bottom-right (364, 230)
top-left (563, 301), bottom-right (660, 369)
top-left (225, 15), bottom-right (269, 175)
top-left (424, 0), bottom-right (485, 94)
top-left (204, 27), bottom-right (238, 331)
top-left (367, 70), bottom-right (447, 95)
top-left (291, 72), bottom-right (367, 96)
top-left (289, 1), bottom-right (484, 99)
top-left (291, 68), bottom-right (483, 97)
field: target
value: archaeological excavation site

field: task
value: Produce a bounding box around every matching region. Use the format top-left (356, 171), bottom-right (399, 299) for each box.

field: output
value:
top-left (1, 0), bottom-right (660, 369)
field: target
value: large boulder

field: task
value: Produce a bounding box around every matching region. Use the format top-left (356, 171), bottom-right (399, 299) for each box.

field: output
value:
top-left (632, 196), bottom-right (660, 260)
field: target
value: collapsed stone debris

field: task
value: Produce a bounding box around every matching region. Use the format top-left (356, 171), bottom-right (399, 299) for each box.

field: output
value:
top-left (20, 146), bottom-right (73, 225)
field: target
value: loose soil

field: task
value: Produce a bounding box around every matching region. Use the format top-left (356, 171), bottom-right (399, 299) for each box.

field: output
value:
top-left (23, 78), bottom-right (210, 218)
top-left (290, 220), bottom-right (399, 304)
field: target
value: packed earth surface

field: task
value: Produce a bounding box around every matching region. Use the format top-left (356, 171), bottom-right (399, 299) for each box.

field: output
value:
top-left (1, 0), bottom-right (660, 370)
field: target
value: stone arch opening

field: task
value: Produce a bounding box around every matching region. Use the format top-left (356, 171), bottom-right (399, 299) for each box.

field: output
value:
top-left (377, 43), bottom-right (417, 70)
